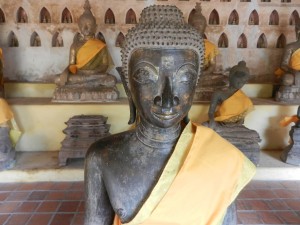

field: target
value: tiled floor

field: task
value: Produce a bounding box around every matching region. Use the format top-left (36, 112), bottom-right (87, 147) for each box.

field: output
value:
top-left (0, 181), bottom-right (299, 225)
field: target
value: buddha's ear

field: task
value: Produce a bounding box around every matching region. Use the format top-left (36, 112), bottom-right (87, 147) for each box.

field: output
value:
top-left (116, 67), bottom-right (136, 124)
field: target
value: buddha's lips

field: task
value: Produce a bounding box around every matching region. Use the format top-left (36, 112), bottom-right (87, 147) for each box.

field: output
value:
top-left (152, 111), bottom-right (177, 120)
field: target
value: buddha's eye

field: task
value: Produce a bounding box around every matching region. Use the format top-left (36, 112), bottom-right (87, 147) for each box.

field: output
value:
top-left (175, 64), bottom-right (197, 84)
top-left (132, 64), bottom-right (158, 84)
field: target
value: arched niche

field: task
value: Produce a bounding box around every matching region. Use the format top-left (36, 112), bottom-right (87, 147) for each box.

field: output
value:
top-left (61, 8), bottom-right (72, 23)
top-left (257, 33), bottom-right (267, 48)
top-left (261, 0), bottom-right (271, 2)
top-left (276, 34), bottom-right (286, 48)
top-left (240, 0), bottom-right (251, 2)
top-left (40, 7), bottom-right (51, 23)
top-left (8, 31), bottom-right (19, 47)
top-left (126, 9), bottom-right (137, 24)
top-left (248, 10), bottom-right (259, 25)
top-left (289, 10), bottom-right (299, 26)
top-left (0, 8), bottom-right (5, 23)
top-left (228, 10), bottom-right (239, 25)
top-left (281, 0), bottom-right (291, 2)
top-left (208, 9), bottom-right (219, 25)
top-left (52, 32), bottom-right (63, 47)
top-left (30, 32), bottom-right (41, 47)
top-left (188, 9), bottom-right (196, 25)
top-left (17, 7), bottom-right (28, 23)
top-left (105, 8), bottom-right (115, 24)
top-left (269, 10), bottom-right (279, 25)
top-left (220, 0), bottom-right (231, 2)
top-left (116, 32), bottom-right (125, 47)
top-left (237, 33), bottom-right (247, 48)
top-left (218, 33), bottom-right (228, 48)
top-left (96, 32), bottom-right (106, 44)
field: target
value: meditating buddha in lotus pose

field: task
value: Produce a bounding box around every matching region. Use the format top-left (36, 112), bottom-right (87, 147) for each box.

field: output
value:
top-left (53, 0), bottom-right (118, 102)
top-left (275, 19), bottom-right (300, 103)
top-left (84, 5), bottom-right (255, 225)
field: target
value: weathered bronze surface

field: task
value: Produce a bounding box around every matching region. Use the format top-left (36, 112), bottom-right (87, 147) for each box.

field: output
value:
top-left (189, 3), bottom-right (227, 102)
top-left (276, 20), bottom-right (300, 103)
top-left (52, 0), bottom-right (119, 102)
top-left (206, 61), bottom-right (261, 165)
top-left (84, 5), bottom-right (237, 225)
top-left (281, 106), bottom-right (300, 166)
top-left (58, 115), bottom-right (110, 166)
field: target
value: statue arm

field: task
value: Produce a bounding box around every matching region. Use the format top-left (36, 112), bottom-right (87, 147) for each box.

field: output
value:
top-left (84, 147), bottom-right (115, 225)
top-left (208, 92), bottom-right (222, 129)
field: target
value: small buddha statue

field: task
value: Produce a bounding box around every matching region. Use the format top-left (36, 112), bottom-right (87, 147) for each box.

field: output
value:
top-left (275, 20), bottom-right (300, 103)
top-left (206, 61), bottom-right (261, 165)
top-left (84, 5), bottom-right (255, 225)
top-left (189, 3), bottom-right (227, 101)
top-left (53, 0), bottom-right (119, 102)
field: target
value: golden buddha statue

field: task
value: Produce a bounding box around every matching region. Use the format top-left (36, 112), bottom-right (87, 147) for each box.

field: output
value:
top-left (53, 0), bottom-right (119, 102)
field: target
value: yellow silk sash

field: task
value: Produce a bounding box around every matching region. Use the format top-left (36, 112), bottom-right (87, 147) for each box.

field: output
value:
top-left (69, 39), bottom-right (106, 74)
top-left (275, 48), bottom-right (300, 77)
top-left (0, 98), bottom-right (13, 124)
top-left (114, 123), bottom-right (256, 225)
top-left (204, 39), bottom-right (219, 68)
top-left (215, 90), bottom-right (253, 122)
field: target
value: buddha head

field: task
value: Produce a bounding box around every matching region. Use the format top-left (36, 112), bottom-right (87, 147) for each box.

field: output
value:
top-left (228, 61), bottom-right (250, 90)
top-left (120, 5), bottom-right (204, 128)
top-left (78, 0), bottom-right (97, 37)
top-left (188, 3), bottom-right (207, 36)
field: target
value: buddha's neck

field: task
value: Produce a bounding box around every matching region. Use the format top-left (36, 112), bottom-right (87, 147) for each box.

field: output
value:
top-left (136, 119), bottom-right (181, 149)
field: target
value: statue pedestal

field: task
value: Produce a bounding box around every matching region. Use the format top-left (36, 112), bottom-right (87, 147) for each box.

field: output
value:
top-left (193, 74), bottom-right (228, 101)
top-left (0, 127), bottom-right (16, 170)
top-left (276, 85), bottom-right (300, 104)
top-left (59, 115), bottom-right (111, 166)
top-left (281, 126), bottom-right (300, 166)
top-left (213, 123), bottom-right (261, 166)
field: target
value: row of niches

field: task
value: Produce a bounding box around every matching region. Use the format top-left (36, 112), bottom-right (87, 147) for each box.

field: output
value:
top-left (0, 7), bottom-right (299, 26)
top-left (5, 30), bottom-right (286, 49)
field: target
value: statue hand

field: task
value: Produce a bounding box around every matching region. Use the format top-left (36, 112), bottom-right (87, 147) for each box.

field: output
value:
top-left (60, 68), bottom-right (69, 86)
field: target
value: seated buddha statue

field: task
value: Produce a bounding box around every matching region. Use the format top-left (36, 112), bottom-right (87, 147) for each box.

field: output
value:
top-left (189, 3), bottom-right (227, 101)
top-left (53, 0), bottom-right (119, 102)
top-left (275, 20), bottom-right (300, 103)
top-left (207, 61), bottom-right (261, 165)
top-left (84, 5), bottom-right (256, 225)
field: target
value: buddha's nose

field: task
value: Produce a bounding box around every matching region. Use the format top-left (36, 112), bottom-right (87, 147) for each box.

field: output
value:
top-left (153, 78), bottom-right (179, 109)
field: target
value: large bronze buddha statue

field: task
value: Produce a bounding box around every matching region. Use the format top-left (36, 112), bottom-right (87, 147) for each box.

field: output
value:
top-left (275, 20), bottom-right (300, 103)
top-left (84, 5), bottom-right (255, 225)
top-left (52, 0), bottom-right (119, 102)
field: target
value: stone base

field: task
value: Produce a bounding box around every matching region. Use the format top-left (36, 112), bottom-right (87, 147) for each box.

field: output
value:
top-left (204, 123), bottom-right (261, 166)
top-left (275, 85), bottom-right (300, 104)
top-left (281, 126), bottom-right (300, 166)
top-left (52, 86), bottom-right (119, 102)
top-left (193, 74), bottom-right (228, 102)
top-left (0, 127), bottom-right (16, 171)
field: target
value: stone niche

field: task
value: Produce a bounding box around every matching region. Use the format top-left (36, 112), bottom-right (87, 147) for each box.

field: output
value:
top-left (0, 0), bottom-right (299, 83)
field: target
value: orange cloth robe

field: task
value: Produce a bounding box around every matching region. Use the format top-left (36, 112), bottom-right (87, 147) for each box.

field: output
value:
top-left (0, 98), bottom-right (13, 124)
top-left (214, 90), bottom-right (253, 122)
top-left (204, 39), bottom-right (219, 69)
top-left (275, 48), bottom-right (300, 77)
top-left (113, 123), bottom-right (256, 225)
top-left (69, 39), bottom-right (106, 74)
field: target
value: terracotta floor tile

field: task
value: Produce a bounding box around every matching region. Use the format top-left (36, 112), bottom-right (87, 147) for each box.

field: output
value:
top-left (0, 192), bottom-right (9, 201)
top-left (0, 183), bottom-right (20, 191)
top-left (14, 201), bottom-right (40, 213)
top-left (27, 191), bottom-right (49, 201)
top-left (253, 189), bottom-right (278, 199)
top-left (52, 182), bottom-right (73, 190)
top-left (71, 213), bottom-right (84, 225)
top-left (6, 191), bottom-right (30, 201)
top-left (77, 201), bottom-right (85, 212)
top-left (273, 189), bottom-right (300, 198)
top-left (17, 183), bottom-right (38, 191)
top-left (65, 191), bottom-right (84, 201)
top-left (280, 180), bottom-right (300, 189)
top-left (58, 201), bottom-right (80, 212)
top-left (284, 199), bottom-right (300, 211)
top-left (239, 199), bottom-right (271, 210)
top-left (36, 201), bottom-right (61, 212)
top-left (71, 182), bottom-right (84, 191)
top-left (257, 211), bottom-right (285, 224)
top-left (49, 213), bottom-right (75, 225)
top-left (0, 202), bottom-right (20, 213)
top-left (266, 199), bottom-right (291, 210)
top-left (45, 191), bottom-right (66, 200)
top-left (5, 213), bottom-right (31, 225)
top-left (237, 211), bottom-right (264, 224)
top-left (247, 180), bottom-right (285, 189)
top-left (276, 211), bottom-right (300, 224)
top-left (237, 190), bottom-right (259, 199)
top-left (26, 213), bottom-right (54, 225)
top-left (0, 214), bottom-right (10, 224)
top-left (35, 182), bottom-right (55, 190)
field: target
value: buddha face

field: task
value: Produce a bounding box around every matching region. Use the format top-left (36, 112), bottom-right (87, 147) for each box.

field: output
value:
top-left (129, 48), bottom-right (199, 128)
top-left (78, 16), bottom-right (97, 37)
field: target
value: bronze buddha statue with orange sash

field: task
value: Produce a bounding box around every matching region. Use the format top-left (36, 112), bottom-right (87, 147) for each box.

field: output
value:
top-left (84, 5), bottom-right (256, 225)
top-left (53, 0), bottom-right (119, 102)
